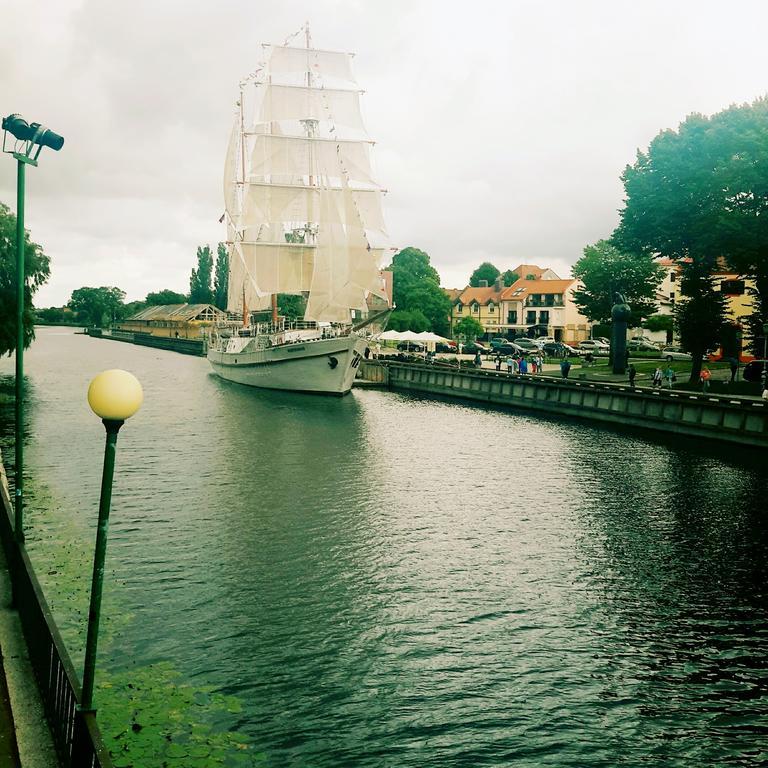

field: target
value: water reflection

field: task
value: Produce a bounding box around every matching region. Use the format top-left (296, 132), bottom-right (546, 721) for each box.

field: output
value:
top-left (0, 329), bottom-right (766, 767)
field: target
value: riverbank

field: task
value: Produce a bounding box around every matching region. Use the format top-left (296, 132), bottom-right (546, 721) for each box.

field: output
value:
top-left (358, 360), bottom-right (768, 449)
top-left (86, 329), bottom-right (206, 356)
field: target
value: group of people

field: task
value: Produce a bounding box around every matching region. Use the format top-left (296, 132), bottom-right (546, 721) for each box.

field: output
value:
top-left (644, 364), bottom-right (711, 391)
top-left (485, 353), bottom-right (546, 375)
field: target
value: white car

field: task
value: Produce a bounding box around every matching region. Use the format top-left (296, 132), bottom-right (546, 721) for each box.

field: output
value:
top-left (660, 346), bottom-right (692, 361)
top-left (579, 339), bottom-right (610, 355)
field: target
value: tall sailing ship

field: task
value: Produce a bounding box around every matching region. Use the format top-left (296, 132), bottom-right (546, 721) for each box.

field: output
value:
top-left (207, 24), bottom-right (391, 395)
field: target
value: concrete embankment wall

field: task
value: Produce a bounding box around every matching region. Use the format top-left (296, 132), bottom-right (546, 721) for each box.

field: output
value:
top-left (358, 361), bottom-right (768, 449)
top-left (87, 329), bottom-right (206, 356)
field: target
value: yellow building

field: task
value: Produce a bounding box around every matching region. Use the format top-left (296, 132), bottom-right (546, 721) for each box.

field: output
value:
top-left (451, 284), bottom-right (505, 337)
top-left (117, 304), bottom-right (226, 339)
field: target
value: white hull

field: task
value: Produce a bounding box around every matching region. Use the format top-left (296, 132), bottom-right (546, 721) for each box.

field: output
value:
top-left (207, 334), bottom-right (367, 395)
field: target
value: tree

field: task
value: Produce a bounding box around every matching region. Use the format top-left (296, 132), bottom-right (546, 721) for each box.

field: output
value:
top-left (145, 289), bottom-right (187, 305)
top-left (642, 313), bottom-right (674, 343)
top-left (674, 261), bottom-right (728, 381)
top-left (386, 309), bottom-right (429, 333)
top-left (387, 247), bottom-right (451, 336)
top-left (189, 245), bottom-right (214, 304)
top-left (571, 240), bottom-right (664, 325)
top-left (501, 269), bottom-right (519, 287)
top-left (214, 242), bottom-right (229, 310)
top-left (454, 316), bottom-right (484, 342)
top-left (469, 262), bottom-right (500, 287)
top-left (611, 102), bottom-right (768, 363)
top-left (277, 294), bottom-right (306, 320)
top-left (68, 287), bottom-right (126, 327)
top-left (0, 202), bottom-right (51, 356)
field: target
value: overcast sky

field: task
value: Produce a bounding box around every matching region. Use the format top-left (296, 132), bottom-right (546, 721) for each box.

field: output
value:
top-left (3, 0), bottom-right (768, 306)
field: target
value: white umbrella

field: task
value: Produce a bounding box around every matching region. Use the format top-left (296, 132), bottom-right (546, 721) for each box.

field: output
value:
top-left (415, 332), bottom-right (451, 343)
top-left (379, 330), bottom-right (405, 341)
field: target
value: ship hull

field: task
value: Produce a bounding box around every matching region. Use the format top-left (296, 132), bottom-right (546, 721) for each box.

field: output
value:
top-left (207, 334), bottom-right (367, 395)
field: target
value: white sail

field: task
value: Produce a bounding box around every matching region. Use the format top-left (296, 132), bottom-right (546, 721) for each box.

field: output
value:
top-left (265, 45), bottom-right (356, 85)
top-left (248, 134), bottom-right (376, 187)
top-left (224, 34), bottom-right (389, 322)
top-left (258, 84), bottom-right (366, 135)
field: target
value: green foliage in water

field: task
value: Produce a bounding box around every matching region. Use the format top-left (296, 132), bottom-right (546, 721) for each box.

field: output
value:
top-left (98, 664), bottom-right (261, 767)
top-left (18, 473), bottom-right (260, 766)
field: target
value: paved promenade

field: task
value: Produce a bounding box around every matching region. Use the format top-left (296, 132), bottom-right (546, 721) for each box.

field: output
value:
top-left (0, 453), bottom-right (57, 767)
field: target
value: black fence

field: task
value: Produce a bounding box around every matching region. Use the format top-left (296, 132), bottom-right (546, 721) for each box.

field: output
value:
top-left (0, 476), bottom-right (112, 767)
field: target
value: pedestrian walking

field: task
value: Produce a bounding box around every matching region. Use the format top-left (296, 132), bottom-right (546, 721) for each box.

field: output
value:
top-left (519, 357), bottom-right (528, 374)
top-left (664, 365), bottom-right (675, 389)
top-left (474, 351), bottom-right (482, 369)
top-left (560, 358), bottom-right (571, 379)
top-left (495, 355), bottom-right (502, 371)
top-left (652, 367), bottom-right (663, 389)
top-left (506, 356), bottom-right (514, 373)
top-left (729, 357), bottom-right (739, 383)
top-left (700, 366), bottom-right (712, 392)
top-left (628, 363), bottom-right (636, 387)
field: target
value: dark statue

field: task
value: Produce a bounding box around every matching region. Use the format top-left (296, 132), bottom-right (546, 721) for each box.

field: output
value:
top-left (611, 292), bottom-right (631, 374)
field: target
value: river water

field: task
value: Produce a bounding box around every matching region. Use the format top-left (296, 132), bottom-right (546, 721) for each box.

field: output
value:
top-left (1, 327), bottom-right (767, 767)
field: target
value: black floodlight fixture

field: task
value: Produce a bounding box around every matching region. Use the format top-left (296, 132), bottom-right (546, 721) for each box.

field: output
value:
top-left (2, 113), bottom-right (64, 164)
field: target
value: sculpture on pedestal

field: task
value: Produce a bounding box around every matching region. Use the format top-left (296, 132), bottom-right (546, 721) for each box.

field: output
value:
top-left (611, 292), bottom-right (631, 374)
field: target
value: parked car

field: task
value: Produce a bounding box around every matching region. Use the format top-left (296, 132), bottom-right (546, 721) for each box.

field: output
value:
top-left (595, 337), bottom-right (611, 346)
top-left (512, 338), bottom-right (541, 352)
top-left (435, 341), bottom-right (457, 353)
top-left (660, 346), bottom-right (692, 361)
top-left (543, 341), bottom-right (582, 357)
top-left (579, 339), bottom-right (610, 355)
top-left (489, 337), bottom-right (508, 351)
top-left (397, 341), bottom-right (426, 352)
top-left (743, 360), bottom-right (768, 383)
top-left (462, 341), bottom-right (489, 355)
top-left (493, 342), bottom-right (526, 356)
top-left (627, 339), bottom-right (660, 352)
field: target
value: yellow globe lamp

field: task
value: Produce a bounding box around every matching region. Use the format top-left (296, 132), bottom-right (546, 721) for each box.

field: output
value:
top-left (81, 368), bottom-right (142, 713)
top-left (87, 369), bottom-right (143, 422)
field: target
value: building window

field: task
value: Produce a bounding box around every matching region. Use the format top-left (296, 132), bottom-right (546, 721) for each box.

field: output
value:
top-left (526, 311), bottom-right (536, 325)
top-left (670, 271), bottom-right (676, 282)
top-left (456, 303), bottom-right (463, 314)
top-left (489, 302), bottom-right (495, 313)
top-left (539, 311), bottom-right (549, 324)
top-left (507, 310), bottom-right (517, 324)
top-left (472, 303), bottom-right (479, 313)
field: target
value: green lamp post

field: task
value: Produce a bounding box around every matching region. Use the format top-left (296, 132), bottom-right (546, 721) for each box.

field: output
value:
top-left (81, 369), bottom-right (143, 712)
top-left (2, 113), bottom-right (64, 544)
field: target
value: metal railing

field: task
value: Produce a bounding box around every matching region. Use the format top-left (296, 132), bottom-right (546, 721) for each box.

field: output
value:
top-left (0, 463), bottom-right (112, 767)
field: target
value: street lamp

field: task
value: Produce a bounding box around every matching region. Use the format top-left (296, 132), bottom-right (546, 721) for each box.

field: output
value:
top-left (2, 113), bottom-right (64, 544)
top-left (81, 370), bottom-right (143, 712)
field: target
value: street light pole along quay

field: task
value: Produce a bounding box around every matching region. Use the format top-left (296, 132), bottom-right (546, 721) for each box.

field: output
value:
top-left (81, 369), bottom-right (143, 712)
top-left (1, 114), bottom-right (64, 543)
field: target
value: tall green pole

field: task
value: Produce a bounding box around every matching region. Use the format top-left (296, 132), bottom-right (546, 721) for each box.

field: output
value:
top-left (14, 158), bottom-right (25, 545)
top-left (80, 419), bottom-right (123, 713)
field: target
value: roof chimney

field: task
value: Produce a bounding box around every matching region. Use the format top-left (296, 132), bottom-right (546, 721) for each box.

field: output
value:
top-left (494, 276), bottom-right (503, 291)
top-left (479, 279), bottom-right (489, 287)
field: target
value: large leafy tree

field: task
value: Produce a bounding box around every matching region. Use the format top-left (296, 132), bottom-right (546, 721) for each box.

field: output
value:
top-left (501, 269), bottom-right (519, 287)
top-left (214, 242), bottom-right (229, 310)
top-left (189, 245), bottom-right (214, 304)
top-left (0, 202), bottom-right (50, 355)
top-left (613, 100), bottom-right (768, 361)
top-left (454, 316), bottom-right (484, 342)
top-left (388, 309), bottom-right (429, 333)
top-left (68, 287), bottom-right (126, 327)
top-left (277, 294), bottom-right (306, 321)
top-left (571, 240), bottom-right (664, 325)
top-left (675, 260), bottom-right (728, 378)
top-left (145, 289), bottom-right (187, 305)
top-left (469, 261), bottom-right (500, 287)
top-left (388, 247), bottom-right (451, 336)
